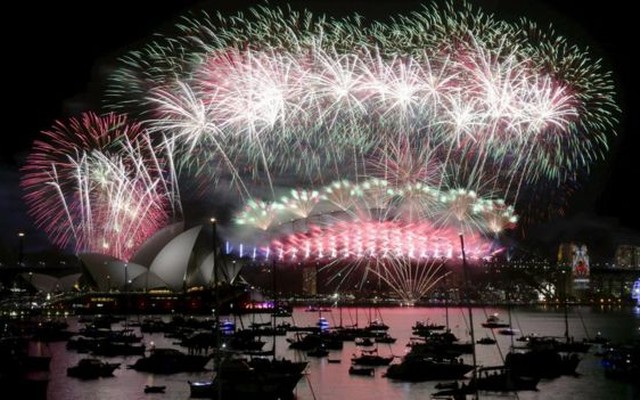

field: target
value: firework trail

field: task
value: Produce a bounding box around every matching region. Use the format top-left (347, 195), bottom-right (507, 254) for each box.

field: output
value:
top-left (22, 2), bottom-right (618, 300)
top-left (105, 3), bottom-right (616, 204)
top-left (21, 112), bottom-right (181, 260)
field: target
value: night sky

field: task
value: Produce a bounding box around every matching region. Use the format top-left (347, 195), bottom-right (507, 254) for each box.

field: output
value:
top-left (2, 0), bottom-right (638, 255)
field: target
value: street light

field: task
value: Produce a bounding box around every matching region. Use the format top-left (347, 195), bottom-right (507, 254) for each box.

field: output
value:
top-left (210, 217), bottom-right (219, 317)
top-left (210, 217), bottom-right (219, 346)
top-left (17, 232), bottom-right (25, 267)
top-left (124, 263), bottom-right (128, 292)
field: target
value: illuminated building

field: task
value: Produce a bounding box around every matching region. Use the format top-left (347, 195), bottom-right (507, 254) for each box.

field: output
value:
top-left (615, 245), bottom-right (640, 268)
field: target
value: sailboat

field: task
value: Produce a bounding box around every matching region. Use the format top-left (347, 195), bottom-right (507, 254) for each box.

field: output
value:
top-left (387, 237), bottom-right (476, 384)
top-left (466, 301), bottom-right (540, 394)
top-left (189, 223), bottom-right (307, 399)
top-left (505, 282), bottom-right (585, 379)
top-left (432, 236), bottom-right (540, 399)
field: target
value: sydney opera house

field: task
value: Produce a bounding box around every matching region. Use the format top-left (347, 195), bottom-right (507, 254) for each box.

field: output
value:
top-left (19, 222), bottom-right (250, 313)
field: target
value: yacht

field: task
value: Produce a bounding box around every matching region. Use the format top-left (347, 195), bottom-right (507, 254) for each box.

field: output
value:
top-left (67, 358), bottom-right (120, 379)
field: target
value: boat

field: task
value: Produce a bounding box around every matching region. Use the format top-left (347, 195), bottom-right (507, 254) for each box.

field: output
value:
top-left (355, 337), bottom-right (374, 347)
top-left (144, 385), bottom-right (166, 393)
top-left (516, 333), bottom-right (538, 342)
top-left (504, 348), bottom-right (580, 378)
top-left (92, 340), bottom-right (146, 356)
top-left (384, 355), bottom-right (474, 382)
top-left (247, 356), bottom-right (308, 375)
top-left (481, 314), bottom-right (510, 329)
top-left (365, 319), bottom-right (389, 331)
top-left (435, 366), bottom-right (539, 396)
top-left (584, 332), bottom-right (610, 345)
top-left (413, 320), bottom-right (446, 333)
top-left (188, 357), bottom-right (306, 399)
top-left (470, 366), bottom-right (539, 392)
top-left (189, 379), bottom-right (216, 398)
top-left (304, 305), bottom-right (331, 313)
top-left (351, 348), bottom-right (394, 366)
top-left (432, 382), bottom-right (472, 399)
top-left (67, 358), bottom-right (120, 379)
top-left (435, 381), bottom-right (459, 389)
top-left (287, 332), bottom-right (343, 350)
top-left (274, 305), bottom-right (293, 318)
top-left (224, 331), bottom-right (266, 352)
top-left (129, 348), bottom-right (211, 374)
top-left (498, 328), bottom-right (519, 336)
top-left (476, 336), bottom-right (497, 345)
top-left (525, 336), bottom-right (591, 353)
top-left (601, 342), bottom-right (639, 383)
top-left (188, 255), bottom-right (307, 399)
top-left (349, 366), bottom-right (375, 376)
top-left (249, 321), bottom-right (272, 329)
top-left (307, 346), bottom-right (329, 357)
top-left (407, 330), bottom-right (473, 356)
top-left (374, 334), bottom-right (397, 344)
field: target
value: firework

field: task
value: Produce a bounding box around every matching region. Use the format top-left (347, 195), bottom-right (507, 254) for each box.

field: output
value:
top-left (321, 180), bottom-right (357, 211)
top-left (268, 220), bottom-right (494, 262)
top-left (235, 199), bottom-right (284, 231)
top-left (371, 258), bottom-right (449, 305)
top-left (110, 3), bottom-right (616, 204)
top-left (21, 112), bottom-right (181, 260)
top-left (231, 176), bottom-right (511, 300)
top-left (23, 2), bottom-right (618, 301)
top-left (234, 179), bottom-right (513, 247)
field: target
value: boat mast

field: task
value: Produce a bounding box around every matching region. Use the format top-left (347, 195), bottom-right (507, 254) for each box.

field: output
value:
top-left (445, 295), bottom-right (449, 330)
top-left (210, 217), bottom-right (222, 399)
top-left (506, 288), bottom-right (515, 350)
top-left (272, 257), bottom-right (277, 357)
top-left (316, 262), bottom-right (322, 321)
top-left (562, 269), bottom-right (569, 341)
top-left (339, 298), bottom-right (343, 328)
top-left (564, 294), bottom-right (570, 341)
top-left (460, 234), bottom-right (478, 400)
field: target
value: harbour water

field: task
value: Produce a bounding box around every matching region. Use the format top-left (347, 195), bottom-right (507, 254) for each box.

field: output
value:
top-left (42, 305), bottom-right (639, 400)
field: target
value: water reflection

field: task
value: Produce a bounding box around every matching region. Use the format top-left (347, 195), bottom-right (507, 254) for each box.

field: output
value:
top-left (43, 306), bottom-right (638, 400)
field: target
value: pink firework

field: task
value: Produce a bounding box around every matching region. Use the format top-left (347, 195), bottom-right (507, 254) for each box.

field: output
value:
top-left (267, 220), bottom-right (494, 263)
top-left (264, 219), bottom-right (495, 301)
top-left (21, 112), bottom-right (180, 260)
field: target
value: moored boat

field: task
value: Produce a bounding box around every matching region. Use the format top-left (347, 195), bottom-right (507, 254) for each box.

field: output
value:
top-left (476, 336), bottom-right (497, 345)
top-left (349, 366), bottom-right (375, 376)
top-left (144, 385), bottom-right (166, 393)
top-left (129, 348), bottom-right (211, 374)
top-left (471, 366), bottom-right (539, 392)
top-left (188, 357), bottom-right (305, 399)
top-left (351, 348), bottom-right (394, 366)
top-left (384, 354), bottom-right (474, 382)
top-left (67, 358), bottom-right (120, 379)
top-left (481, 314), bottom-right (510, 329)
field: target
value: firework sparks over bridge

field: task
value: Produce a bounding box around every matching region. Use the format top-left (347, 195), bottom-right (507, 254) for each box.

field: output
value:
top-left (20, 2), bottom-right (618, 300)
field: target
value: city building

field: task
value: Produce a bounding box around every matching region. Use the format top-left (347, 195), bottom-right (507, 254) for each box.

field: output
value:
top-left (615, 245), bottom-right (640, 268)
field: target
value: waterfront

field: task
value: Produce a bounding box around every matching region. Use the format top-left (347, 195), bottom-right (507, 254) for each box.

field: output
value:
top-left (34, 305), bottom-right (639, 400)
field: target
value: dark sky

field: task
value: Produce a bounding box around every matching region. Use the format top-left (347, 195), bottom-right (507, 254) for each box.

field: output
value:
top-left (2, 0), bottom-right (638, 254)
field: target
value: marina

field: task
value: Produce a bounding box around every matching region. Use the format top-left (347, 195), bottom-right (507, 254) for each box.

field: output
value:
top-left (3, 304), bottom-right (637, 400)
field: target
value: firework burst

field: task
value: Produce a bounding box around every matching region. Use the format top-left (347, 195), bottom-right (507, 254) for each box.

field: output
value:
top-left (22, 2), bottom-right (618, 301)
top-left (21, 112), bottom-right (181, 260)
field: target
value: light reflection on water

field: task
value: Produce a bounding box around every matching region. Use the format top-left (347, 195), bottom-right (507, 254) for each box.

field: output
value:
top-left (43, 306), bottom-right (639, 400)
